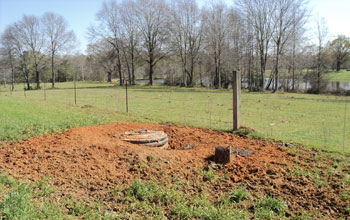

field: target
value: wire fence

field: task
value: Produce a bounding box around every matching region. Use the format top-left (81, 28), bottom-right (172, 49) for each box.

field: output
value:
top-left (1, 81), bottom-right (349, 152)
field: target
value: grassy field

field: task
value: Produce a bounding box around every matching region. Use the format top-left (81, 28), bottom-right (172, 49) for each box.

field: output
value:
top-left (325, 70), bottom-right (350, 82)
top-left (1, 82), bottom-right (350, 219)
top-left (1, 82), bottom-right (350, 152)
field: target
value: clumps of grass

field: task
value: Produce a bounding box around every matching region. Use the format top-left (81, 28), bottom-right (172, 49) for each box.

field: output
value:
top-left (64, 199), bottom-right (92, 217)
top-left (0, 173), bottom-right (17, 187)
top-left (289, 166), bottom-right (310, 177)
top-left (35, 176), bottom-right (56, 196)
top-left (340, 191), bottom-right (350, 201)
top-left (0, 173), bottom-right (114, 219)
top-left (291, 214), bottom-right (313, 220)
top-left (81, 104), bottom-right (94, 108)
top-left (344, 174), bottom-right (350, 185)
top-left (121, 180), bottom-right (249, 220)
top-left (232, 128), bottom-right (264, 140)
top-left (0, 182), bottom-right (64, 219)
top-left (254, 196), bottom-right (286, 219)
top-left (199, 167), bottom-right (216, 182)
top-left (63, 198), bottom-right (116, 219)
top-left (129, 180), bottom-right (182, 203)
top-left (228, 186), bottom-right (250, 203)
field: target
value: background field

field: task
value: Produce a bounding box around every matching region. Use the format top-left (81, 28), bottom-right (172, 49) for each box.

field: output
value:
top-left (1, 81), bottom-right (349, 153)
top-left (325, 70), bottom-right (350, 82)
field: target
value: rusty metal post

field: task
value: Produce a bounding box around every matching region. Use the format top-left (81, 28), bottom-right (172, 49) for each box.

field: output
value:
top-left (233, 71), bottom-right (241, 130)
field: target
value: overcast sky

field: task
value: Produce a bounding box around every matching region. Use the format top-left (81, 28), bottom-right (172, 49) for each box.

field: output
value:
top-left (1, 0), bottom-right (350, 54)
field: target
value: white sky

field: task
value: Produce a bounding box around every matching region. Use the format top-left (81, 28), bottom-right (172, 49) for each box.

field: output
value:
top-left (308, 0), bottom-right (350, 39)
top-left (1, 0), bottom-right (350, 53)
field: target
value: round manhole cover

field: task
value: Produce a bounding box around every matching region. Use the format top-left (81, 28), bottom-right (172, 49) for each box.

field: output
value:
top-left (121, 129), bottom-right (168, 149)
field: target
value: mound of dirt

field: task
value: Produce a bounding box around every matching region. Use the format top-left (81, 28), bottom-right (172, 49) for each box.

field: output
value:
top-left (0, 122), bottom-right (348, 219)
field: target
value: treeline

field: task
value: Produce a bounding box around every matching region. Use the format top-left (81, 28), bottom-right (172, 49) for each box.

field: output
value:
top-left (0, 13), bottom-right (77, 90)
top-left (1, 0), bottom-right (350, 93)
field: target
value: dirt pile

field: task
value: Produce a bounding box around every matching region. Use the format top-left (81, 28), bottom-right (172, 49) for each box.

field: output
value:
top-left (0, 122), bottom-right (348, 219)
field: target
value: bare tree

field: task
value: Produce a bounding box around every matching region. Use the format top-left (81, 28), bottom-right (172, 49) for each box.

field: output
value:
top-left (14, 15), bottom-right (45, 89)
top-left (237, 0), bottom-right (276, 90)
top-left (42, 12), bottom-right (76, 88)
top-left (134, 0), bottom-right (168, 85)
top-left (315, 17), bottom-right (328, 92)
top-left (0, 26), bottom-right (16, 91)
top-left (119, 0), bottom-right (141, 85)
top-left (168, 0), bottom-right (203, 86)
top-left (202, 2), bottom-right (231, 88)
top-left (87, 40), bottom-right (117, 82)
top-left (89, 0), bottom-right (123, 85)
top-left (8, 23), bottom-right (31, 90)
top-left (271, 0), bottom-right (308, 93)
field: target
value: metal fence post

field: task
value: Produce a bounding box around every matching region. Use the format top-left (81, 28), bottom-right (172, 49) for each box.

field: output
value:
top-left (74, 76), bottom-right (77, 105)
top-left (233, 70), bottom-right (241, 130)
top-left (125, 78), bottom-right (128, 113)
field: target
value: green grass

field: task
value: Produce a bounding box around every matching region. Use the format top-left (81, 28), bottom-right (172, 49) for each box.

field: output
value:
top-left (1, 82), bottom-right (350, 152)
top-left (325, 70), bottom-right (350, 82)
top-left (228, 186), bottom-right (250, 203)
top-left (115, 180), bottom-right (249, 219)
top-left (0, 174), bottom-right (116, 219)
top-left (0, 92), bottom-right (151, 141)
top-left (254, 196), bottom-right (286, 219)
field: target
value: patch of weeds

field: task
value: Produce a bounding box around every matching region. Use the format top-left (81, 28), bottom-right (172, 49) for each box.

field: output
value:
top-left (290, 166), bottom-right (310, 177)
top-left (345, 206), bottom-right (350, 215)
top-left (1, 182), bottom-right (37, 219)
top-left (311, 172), bottom-right (327, 188)
top-left (146, 155), bottom-right (155, 163)
top-left (122, 180), bottom-right (249, 220)
top-left (228, 186), bottom-right (250, 203)
top-left (170, 194), bottom-right (248, 220)
top-left (132, 161), bottom-right (149, 173)
top-left (233, 129), bottom-right (251, 137)
top-left (129, 180), bottom-right (182, 204)
top-left (344, 174), bottom-right (350, 185)
top-left (291, 211), bottom-right (313, 220)
top-left (327, 167), bottom-right (339, 175)
top-left (199, 167), bottom-right (216, 182)
top-left (254, 196), bottom-right (286, 219)
top-left (233, 128), bottom-right (263, 140)
top-left (0, 173), bottom-right (17, 187)
top-left (35, 176), bottom-right (56, 196)
top-left (250, 132), bottom-right (264, 140)
top-left (340, 191), bottom-right (350, 201)
top-left (0, 182), bottom-right (64, 219)
top-left (64, 199), bottom-right (93, 216)
top-left (171, 174), bottom-right (180, 184)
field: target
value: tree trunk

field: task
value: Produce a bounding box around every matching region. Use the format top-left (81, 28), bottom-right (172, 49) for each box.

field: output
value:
top-left (25, 71), bottom-right (30, 90)
top-left (199, 62), bottom-right (203, 87)
top-left (260, 53), bottom-right (265, 90)
top-left (273, 42), bottom-right (280, 93)
top-left (117, 55), bottom-right (123, 86)
top-left (9, 53), bottom-right (15, 91)
top-left (107, 71), bottom-right (112, 82)
top-left (149, 58), bottom-right (153, 86)
top-left (119, 70), bottom-right (123, 86)
top-left (131, 49), bottom-right (135, 85)
top-left (36, 69), bottom-right (40, 89)
top-left (51, 52), bottom-right (55, 88)
top-left (336, 61), bottom-right (341, 72)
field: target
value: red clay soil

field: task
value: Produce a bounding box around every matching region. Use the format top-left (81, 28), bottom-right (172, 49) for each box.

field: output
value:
top-left (0, 122), bottom-right (348, 219)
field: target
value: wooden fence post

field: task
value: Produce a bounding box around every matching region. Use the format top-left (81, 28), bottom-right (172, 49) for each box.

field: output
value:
top-left (233, 71), bottom-right (241, 130)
